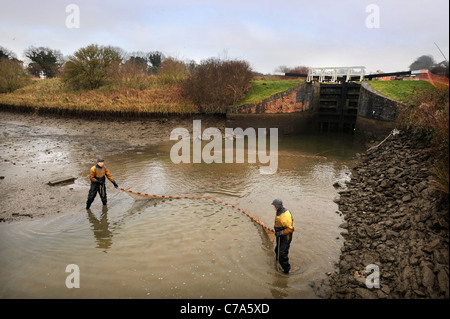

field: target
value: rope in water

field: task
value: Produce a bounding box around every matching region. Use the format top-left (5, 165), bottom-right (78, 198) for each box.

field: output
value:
top-left (279, 153), bottom-right (327, 160)
top-left (245, 152), bottom-right (327, 160)
top-left (120, 188), bottom-right (275, 235)
top-left (119, 153), bottom-right (327, 239)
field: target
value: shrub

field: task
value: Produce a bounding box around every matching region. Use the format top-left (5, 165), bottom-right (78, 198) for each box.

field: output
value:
top-left (287, 66), bottom-right (310, 74)
top-left (157, 57), bottom-right (188, 85)
top-left (0, 58), bottom-right (31, 93)
top-left (121, 57), bottom-right (148, 80)
top-left (182, 58), bottom-right (253, 113)
top-left (62, 44), bottom-right (122, 90)
top-left (119, 58), bottom-right (157, 90)
top-left (397, 86), bottom-right (449, 194)
top-left (398, 87), bottom-right (449, 146)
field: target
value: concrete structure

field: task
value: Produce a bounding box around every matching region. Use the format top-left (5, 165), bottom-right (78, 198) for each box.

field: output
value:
top-left (227, 80), bottom-right (401, 142)
top-left (354, 82), bottom-right (399, 142)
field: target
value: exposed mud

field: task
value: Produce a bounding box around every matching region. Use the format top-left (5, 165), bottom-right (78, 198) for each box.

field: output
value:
top-left (0, 111), bottom-right (225, 222)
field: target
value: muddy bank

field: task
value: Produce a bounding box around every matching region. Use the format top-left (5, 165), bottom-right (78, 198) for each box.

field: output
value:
top-left (0, 103), bottom-right (207, 120)
top-left (0, 111), bottom-right (225, 222)
top-left (316, 131), bottom-right (449, 298)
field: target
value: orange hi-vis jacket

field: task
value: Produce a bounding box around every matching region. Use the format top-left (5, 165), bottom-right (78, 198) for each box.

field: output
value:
top-left (274, 209), bottom-right (294, 239)
top-left (90, 165), bottom-right (114, 183)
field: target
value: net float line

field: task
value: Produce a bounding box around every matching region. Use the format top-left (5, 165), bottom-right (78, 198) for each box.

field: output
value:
top-left (120, 188), bottom-right (275, 242)
top-left (239, 151), bottom-right (328, 160)
top-left (199, 150), bottom-right (327, 160)
top-left (278, 153), bottom-right (327, 160)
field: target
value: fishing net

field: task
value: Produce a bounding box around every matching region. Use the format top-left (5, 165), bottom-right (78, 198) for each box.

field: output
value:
top-left (120, 188), bottom-right (276, 242)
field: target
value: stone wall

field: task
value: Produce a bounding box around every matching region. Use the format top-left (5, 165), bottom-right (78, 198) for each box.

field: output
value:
top-left (355, 82), bottom-right (400, 142)
top-left (358, 82), bottom-right (398, 121)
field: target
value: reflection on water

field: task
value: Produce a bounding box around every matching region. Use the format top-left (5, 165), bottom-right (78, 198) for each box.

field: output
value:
top-left (0, 133), bottom-right (363, 299)
top-left (86, 207), bottom-right (113, 251)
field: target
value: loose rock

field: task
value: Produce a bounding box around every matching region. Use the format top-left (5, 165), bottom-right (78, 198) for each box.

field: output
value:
top-left (316, 131), bottom-right (449, 299)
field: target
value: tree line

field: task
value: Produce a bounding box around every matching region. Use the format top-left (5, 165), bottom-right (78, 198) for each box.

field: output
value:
top-left (0, 44), bottom-right (254, 112)
top-left (408, 55), bottom-right (449, 77)
top-left (0, 45), bottom-right (165, 82)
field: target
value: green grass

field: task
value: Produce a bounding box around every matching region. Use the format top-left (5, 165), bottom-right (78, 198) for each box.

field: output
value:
top-left (369, 80), bottom-right (435, 102)
top-left (238, 79), bottom-right (303, 105)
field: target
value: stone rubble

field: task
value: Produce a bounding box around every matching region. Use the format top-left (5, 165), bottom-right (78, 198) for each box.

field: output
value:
top-left (318, 130), bottom-right (449, 299)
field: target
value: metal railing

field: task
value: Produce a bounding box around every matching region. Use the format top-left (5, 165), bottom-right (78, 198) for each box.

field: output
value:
top-left (306, 66), bottom-right (366, 83)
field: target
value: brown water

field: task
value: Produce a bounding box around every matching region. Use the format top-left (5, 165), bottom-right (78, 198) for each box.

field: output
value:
top-left (0, 134), bottom-right (363, 298)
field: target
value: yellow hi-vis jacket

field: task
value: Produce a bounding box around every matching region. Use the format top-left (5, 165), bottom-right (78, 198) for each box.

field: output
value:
top-left (274, 210), bottom-right (294, 238)
top-left (90, 165), bottom-right (114, 183)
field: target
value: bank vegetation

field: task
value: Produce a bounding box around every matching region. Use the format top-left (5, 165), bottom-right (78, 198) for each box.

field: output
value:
top-left (368, 80), bottom-right (449, 196)
top-left (399, 86), bottom-right (449, 196)
top-left (0, 44), bottom-right (278, 115)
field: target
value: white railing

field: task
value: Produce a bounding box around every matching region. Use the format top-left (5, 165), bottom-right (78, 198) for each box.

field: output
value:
top-left (306, 66), bottom-right (365, 83)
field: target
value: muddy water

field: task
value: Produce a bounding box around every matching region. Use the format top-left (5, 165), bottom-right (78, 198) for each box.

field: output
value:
top-left (0, 134), bottom-right (363, 298)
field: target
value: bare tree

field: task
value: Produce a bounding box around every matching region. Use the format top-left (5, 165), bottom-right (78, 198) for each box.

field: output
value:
top-left (183, 58), bottom-right (253, 113)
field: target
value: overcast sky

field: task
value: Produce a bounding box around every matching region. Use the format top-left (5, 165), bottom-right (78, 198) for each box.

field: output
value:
top-left (1, 0), bottom-right (448, 74)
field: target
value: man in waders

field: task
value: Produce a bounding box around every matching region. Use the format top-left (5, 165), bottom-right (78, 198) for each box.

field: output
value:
top-left (272, 199), bottom-right (294, 274)
top-left (86, 158), bottom-right (118, 210)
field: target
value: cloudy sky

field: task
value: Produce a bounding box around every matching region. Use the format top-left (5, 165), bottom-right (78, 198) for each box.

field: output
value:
top-left (1, 0), bottom-right (448, 74)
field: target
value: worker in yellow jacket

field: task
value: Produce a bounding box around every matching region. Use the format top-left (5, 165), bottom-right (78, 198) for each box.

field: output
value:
top-left (272, 199), bottom-right (294, 274)
top-left (86, 158), bottom-right (118, 209)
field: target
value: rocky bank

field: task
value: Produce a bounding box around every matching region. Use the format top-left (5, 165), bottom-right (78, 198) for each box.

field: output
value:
top-left (320, 130), bottom-right (449, 299)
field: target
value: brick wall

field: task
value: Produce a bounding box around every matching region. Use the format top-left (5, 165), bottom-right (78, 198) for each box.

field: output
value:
top-left (227, 82), bottom-right (317, 114)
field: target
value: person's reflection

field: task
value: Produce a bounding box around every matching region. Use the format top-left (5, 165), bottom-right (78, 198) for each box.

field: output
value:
top-left (86, 206), bottom-right (113, 251)
top-left (270, 264), bottom-right (290, 299)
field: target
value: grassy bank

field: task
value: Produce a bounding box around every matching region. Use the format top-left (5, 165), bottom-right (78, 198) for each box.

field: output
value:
top-left (0, 76), bottom-right (304, 115)
top-left (0, 78), bottom-right (198, 115)
top-left (237, 77), bottom-right (303, 105)
top-left (369, 80), bottom-right (435, 102)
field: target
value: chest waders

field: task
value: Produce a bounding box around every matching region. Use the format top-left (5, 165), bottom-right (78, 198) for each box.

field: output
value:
top-left (86, 182), bottom-right (108, 209)
top-left (86, 171), bottom-right (108, 210)
top-left (274, 232), bottom-right (292, 274)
